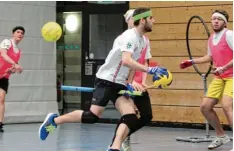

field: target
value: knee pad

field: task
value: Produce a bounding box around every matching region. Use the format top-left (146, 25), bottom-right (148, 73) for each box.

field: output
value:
top-left (81, 110), bottom-right (99, 124)
top-left (120, 114), bottom-right (138, 131)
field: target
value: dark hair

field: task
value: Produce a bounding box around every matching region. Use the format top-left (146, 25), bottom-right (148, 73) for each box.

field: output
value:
top-left (12, 26), bottom-right (25, 34)
top-left (213, 9), bottom-right (229, 22)
top-left (133, 7), bottom-right (151, 26)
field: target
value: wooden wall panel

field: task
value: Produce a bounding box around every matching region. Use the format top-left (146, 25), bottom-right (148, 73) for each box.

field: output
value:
top-left (151, 57), bottom-right (211, 73)
top-left (149, 89), bottom-right (204, 106)
top-left (148, 89), bottom-right (222, 107)
top-left (146, 22), bottom-right (233, 40)
top-left (152, 106), bottom-right (228, 124)
top-left (150, 40), bottom-right (207, 57)
top-left (152, 5), bottom-right (233, 23)
top-left (130, 1), bottom-right (232, 8)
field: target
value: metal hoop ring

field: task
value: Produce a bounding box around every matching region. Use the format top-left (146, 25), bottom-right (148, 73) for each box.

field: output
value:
top-left (186, 16), bottom-right (212, 77)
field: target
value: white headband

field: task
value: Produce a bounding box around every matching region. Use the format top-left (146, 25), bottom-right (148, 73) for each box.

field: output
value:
top-left (212, 12), bottom-right (227, 23)
top-left (124, 9), bottom-right (135, 22)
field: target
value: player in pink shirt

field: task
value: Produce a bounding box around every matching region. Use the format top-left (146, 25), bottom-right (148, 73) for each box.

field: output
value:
top-left (180, 10), bottom-right (232, 150)
top-left (0, 26), bottom-right (24, 132)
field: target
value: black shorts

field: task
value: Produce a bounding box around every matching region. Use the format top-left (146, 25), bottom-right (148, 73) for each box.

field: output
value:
top-left (91, 78), bottom-right (127, 107)
top-left (0, 78), bottom-right (9, 93)
top-left (133, 91), bottom-right (152, 117)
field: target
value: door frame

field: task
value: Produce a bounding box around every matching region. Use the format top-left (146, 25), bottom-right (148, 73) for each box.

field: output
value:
top-left (56, 1), bottom-right (129, 110)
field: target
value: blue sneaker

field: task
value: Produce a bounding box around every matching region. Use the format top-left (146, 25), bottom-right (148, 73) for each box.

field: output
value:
top-left (38, 113), bottom-right (58, 141)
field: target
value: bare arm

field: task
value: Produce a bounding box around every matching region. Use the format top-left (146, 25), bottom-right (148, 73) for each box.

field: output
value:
top-left (0, 48), bottom-right (22, 73)
top-left (121, 51), bottom-right (148, 72)
top-left (126, 69), bottom-right (135, 84)
top-left (0, 48), bottom-right (17, 65)
top-left (193, 55), bottom-right (212, 64)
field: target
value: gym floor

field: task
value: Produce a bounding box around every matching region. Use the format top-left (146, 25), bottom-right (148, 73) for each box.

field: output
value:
top-left (0, 123), bottom-right (232, 151)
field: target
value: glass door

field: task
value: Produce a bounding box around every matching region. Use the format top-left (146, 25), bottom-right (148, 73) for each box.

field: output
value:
top-left (81, 2), bottom-right (128, 120)
top-left (56, 11), bottom-right (82, 113)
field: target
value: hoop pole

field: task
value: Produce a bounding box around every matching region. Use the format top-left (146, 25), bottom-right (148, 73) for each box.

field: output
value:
top-left (176, 15), bottom-right (215, 143)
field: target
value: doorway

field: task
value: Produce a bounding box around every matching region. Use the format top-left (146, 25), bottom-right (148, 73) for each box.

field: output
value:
top-left (56, 1), bottom-right (129, 120)
top-left (56, 11), bottom-right (83, 113)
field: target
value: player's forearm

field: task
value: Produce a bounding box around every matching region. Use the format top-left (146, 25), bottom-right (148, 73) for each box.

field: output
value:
top-left (193, 55), bottom-right (212, 64)
top-left (0, 50), bottom-right (17, 65)
top-left (127, 70), bottom-right (135, 84)
top-left (122, 57), bottom-right (148, 72)
top-left (223, 59), bottom-right (233, 71)
top-left (141, 61), bottom-right (148, 83)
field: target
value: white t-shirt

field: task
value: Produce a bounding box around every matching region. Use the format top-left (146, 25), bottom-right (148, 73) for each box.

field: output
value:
top-left (96, 28), bottom-right (151, 85)
top-left (0, 39), bottom-right (20, 53)
top-left (207, 28), bottom-right (233, 55)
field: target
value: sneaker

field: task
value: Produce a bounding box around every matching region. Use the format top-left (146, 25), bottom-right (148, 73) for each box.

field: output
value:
top-left (122, 136), bottom-right (131, 151)
top-left (208, 134), bottom-right (230, 149)
top-left (38, 113), bottom-right (58, 141)
top-left (0, 123), bottom-right (4, 132)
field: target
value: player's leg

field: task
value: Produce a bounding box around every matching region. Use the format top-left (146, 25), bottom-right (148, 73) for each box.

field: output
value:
top-left (200, 78), bottom-right (225, 136)
top-left (200, 98), bottom-right (224, 136)
top-left (54, 104), bottom-right (104, 125)
top-left (221, 78), bottom-right (233, 129)
top-left (122, 91), bottom-right (152, 151)
top-left (200, 78), bottom-right (230, 149)
top-left (53, 78), bottom-right (111, 125)
top-left (131, 91), bottom-right (152, 133)
top-left (218, 78), bottom-right (233, 151)
top-left (0, 78), bottom-right (9, 132)
top-left (38, 78), bottom-right (111, 141)
top-left (39, 106), bottom-right (105, 141)
top-left (108, 96), bottom-right (137, 151)
top-left (222, 95), bottom-right (233, 127)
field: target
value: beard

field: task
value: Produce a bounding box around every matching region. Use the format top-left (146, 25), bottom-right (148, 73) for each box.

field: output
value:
top-left (144, 25), bottom-right (152, 32)
top-left (143, 19), bottom-right (152, 32)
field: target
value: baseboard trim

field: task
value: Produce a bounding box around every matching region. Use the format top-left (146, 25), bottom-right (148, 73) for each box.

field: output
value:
top-left (98, 118), bottom-right (232, 131)
top-left (3, 117), bottom-right (232, 131)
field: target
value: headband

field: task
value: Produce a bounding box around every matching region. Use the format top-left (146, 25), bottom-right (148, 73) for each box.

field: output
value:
top-left (212, 12), bottom-right (227, 23)
top-left (133, 10), bottom-right (152, 22)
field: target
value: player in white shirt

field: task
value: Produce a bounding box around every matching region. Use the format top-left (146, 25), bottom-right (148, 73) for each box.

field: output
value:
top-left (120, 9), bottom-right (153, 151)
top-left (39, 8), bottom-right (168, 150)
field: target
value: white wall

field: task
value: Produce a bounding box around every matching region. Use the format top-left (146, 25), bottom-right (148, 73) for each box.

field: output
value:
top-left (0, 1), bottom-right (58, 123)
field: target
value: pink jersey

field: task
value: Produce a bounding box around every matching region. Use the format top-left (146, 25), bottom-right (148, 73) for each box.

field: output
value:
top-left (133, 37), bottom-right (149, 84)
top-left (0, 40), bottom-right (21, 79)
top-left (209, 29), bottom-right (233, 78)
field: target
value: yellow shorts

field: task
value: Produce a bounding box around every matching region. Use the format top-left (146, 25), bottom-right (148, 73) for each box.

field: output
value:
top-left (206, 78), bottom-right (233, 101)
